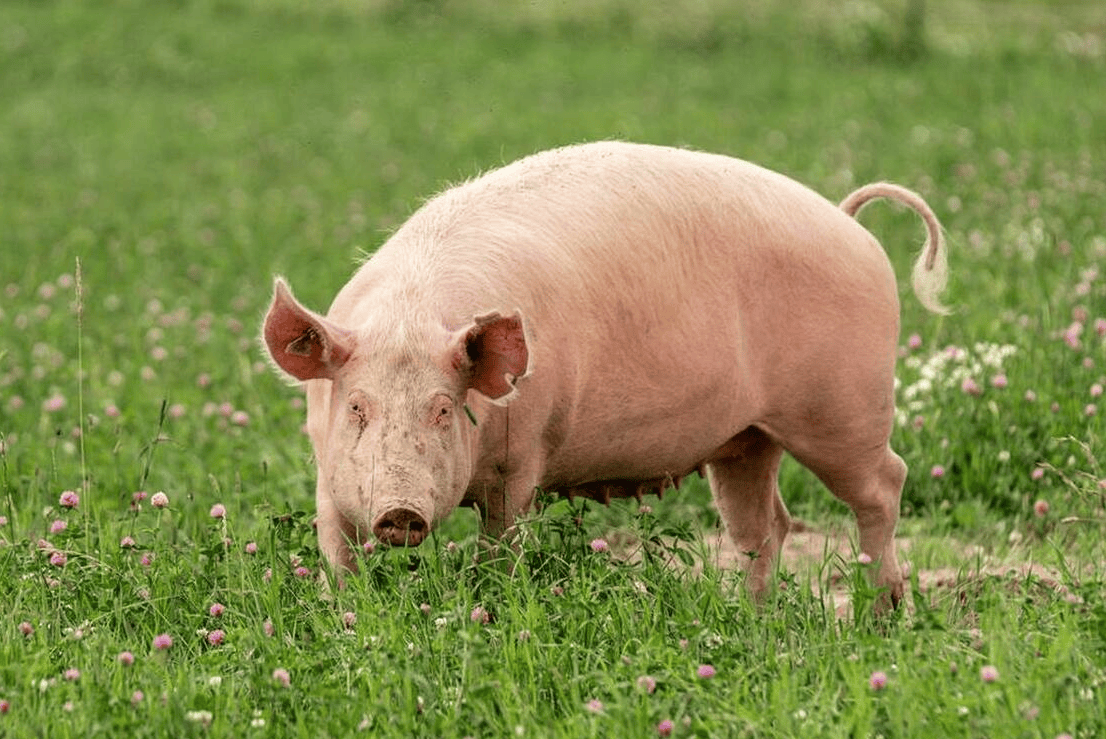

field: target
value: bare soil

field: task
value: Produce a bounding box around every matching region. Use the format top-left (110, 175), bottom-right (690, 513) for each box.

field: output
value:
top-left (687, 521), bottom-right (1081, 617)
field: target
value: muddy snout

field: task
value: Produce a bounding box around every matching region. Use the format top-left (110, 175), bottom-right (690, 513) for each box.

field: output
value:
top-left (371, 507), bottom-right (430, 546)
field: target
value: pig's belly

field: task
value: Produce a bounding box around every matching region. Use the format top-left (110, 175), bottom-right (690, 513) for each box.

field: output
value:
top-left (541, 413), bottom-right (739, 489)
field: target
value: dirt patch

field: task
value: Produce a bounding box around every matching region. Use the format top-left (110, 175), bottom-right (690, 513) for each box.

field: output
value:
top-left (692, 522), bottom-right (1084, 617)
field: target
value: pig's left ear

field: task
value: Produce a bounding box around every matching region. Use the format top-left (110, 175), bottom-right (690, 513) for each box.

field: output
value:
top-left (263, 278), bottom-right (354, 381)
top-left (452, 311), bottom-right (530, 401)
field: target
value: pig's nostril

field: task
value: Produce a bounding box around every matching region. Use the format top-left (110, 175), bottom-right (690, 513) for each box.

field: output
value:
top-left (373, 508), bottom-right (429, 546)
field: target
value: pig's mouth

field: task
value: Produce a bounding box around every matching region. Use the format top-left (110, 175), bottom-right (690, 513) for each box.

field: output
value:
top-left (371, 507), bottom-right (430, 546)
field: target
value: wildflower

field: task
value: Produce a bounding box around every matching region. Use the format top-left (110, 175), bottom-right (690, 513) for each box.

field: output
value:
top-left (118, 651), bottom-right (134, 666)
top-left (584, 699), bottom-right (603, 714)
top-left (263, 620), bottom-right (275, 637)
top-left (518, 629), bottom-right (531, 641)
top-left (49, 551), bottom-right (67, 567)
top-left (208, 676), bottom-right (222, 688)
top-left (960, 377), bottom-right (981, 395)
top-left (152, 633), bottom-right (173, 650)
top-left (637, 675), bottom-right (657, 694)
top-left (230, 410), bottom-right (250, 426)
top-left (62, 668), bottom-right (80, 681)
top-left (589, 538), bottom-right (609, 553)
top-left (1086, 404), bottom-right (1098, 417)
top-left (658, 719), bottom-right (674, 737)
top-left (638, 504), bottom-right (653, 514)
top-left (245, 541), bottom-right (258, 554)
top-left (120, 536), bottom-right (136, 548)
top-left (907, 333), bottom-right (922, 350)
top-left (43, 395), bottom-right (66, 412)
top-left (343, 612), bottom-right (356, 629)
top-left (19, 622), bottom-right (33, 637)
top-left (209, 603), bottom-right (225, 617)
top-left (362, 540), bottom-right (376, 554)
top-left (0, 699), bottom-right (8, 714)
top-left (186, 710), bottom-right (213, 727)
top-left (980, 665), bottom-right (999, 683)
top-left (272, 668), bottom-right (291, 688)
top-left (931, 465), bottom-right (946, 478)
top-left (141, 552), bottom-right (154, 567)
top-left (130, 691), bottom-right (143, 706)
top-left (262, 568), bottom-right (272, 583)
top-left (207, 629), bottom-right (225, 646)
top-left (869, 670), bottom-right (888, 690)
top-left (1031, 467), bottom-right (1045, 481)
top-left (470, 606), bottom-right (490, 624)
top-left (293, 566), bottom-right (311, 578)
top-left (49, 519), bottom-right (67, 535)
top-left (857, 552), bottom-right (873, 565)
top-left (1024, 390), bottom-right (1037, 402)
top-left (991, 374), bottom-right (1008, 388)
top-left (1033, 500), bottom-right (1049, 517)
top-left (150, 492), bottom-right (169, 508)
top-left (209, 503), bottom-right (226, 519)
top-left (59, 490), bottom-right (79, 508)
top-left (1063, 325), bottom-right (1081, 349)
top-left (419, 603), bottom-right (432, 616)
top-left (697, 664), bottom-right (716, 679)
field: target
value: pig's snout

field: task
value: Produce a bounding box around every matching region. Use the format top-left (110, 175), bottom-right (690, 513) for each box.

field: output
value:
top-left (372, 508), bottom-right (429, 546)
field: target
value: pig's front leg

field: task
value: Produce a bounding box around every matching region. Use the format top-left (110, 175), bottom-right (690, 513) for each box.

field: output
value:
top-left (316, 481), bottom-right (360, 575)
top-left (473, 458), bottom-right (544, 544)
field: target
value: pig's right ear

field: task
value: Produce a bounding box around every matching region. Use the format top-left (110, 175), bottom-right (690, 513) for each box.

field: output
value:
top-left (262, 278), bottom-right (354, 381)
top-left (450, 311), bottom-right (530, 403)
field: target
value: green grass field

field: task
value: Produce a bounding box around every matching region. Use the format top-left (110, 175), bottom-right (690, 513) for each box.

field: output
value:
top-left (2, 0), bottom-right (1104, 736)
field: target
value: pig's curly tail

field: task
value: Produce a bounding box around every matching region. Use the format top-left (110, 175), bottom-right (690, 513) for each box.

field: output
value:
top-left (841, 183), bottom-right (950, 316)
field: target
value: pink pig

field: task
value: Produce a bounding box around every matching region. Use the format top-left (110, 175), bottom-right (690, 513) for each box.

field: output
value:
top-left (263, 141), bottom-right (948, 607)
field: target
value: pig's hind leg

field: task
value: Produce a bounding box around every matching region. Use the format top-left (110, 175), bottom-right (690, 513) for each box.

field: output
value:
top-left (789, 440), bottom-right (907, 610)
top-left (705, 427), bottom-right (790, 601)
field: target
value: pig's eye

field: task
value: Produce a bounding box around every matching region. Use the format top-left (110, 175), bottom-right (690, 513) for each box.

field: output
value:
top-left (347, 391), bottom-right (371, 427)
top-left (430, 396), bottom-right (453, 428)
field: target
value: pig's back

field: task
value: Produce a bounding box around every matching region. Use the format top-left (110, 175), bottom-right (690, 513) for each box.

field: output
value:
top-left (370, 141), bottom-right (890, 327)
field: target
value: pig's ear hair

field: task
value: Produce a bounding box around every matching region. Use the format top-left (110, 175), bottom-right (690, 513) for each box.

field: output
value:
top-left (262, 277), bottom-right (354, 381)
top-left (453, 311), bottom-right (530, 402)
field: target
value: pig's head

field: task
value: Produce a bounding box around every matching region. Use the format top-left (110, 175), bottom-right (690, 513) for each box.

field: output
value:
top-left (262, 278), bottom-right (528, 548)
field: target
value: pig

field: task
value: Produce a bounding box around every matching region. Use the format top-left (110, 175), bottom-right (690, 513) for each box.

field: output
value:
top-left (262, 141), bottom-right (949, 607)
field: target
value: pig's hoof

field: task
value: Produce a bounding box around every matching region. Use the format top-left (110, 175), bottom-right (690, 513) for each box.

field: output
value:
top-left (372, 509), bottom-right (429, 546)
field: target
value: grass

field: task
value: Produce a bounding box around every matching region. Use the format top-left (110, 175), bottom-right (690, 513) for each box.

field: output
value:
top-left (1, 0), bottom-right (1105, 736)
